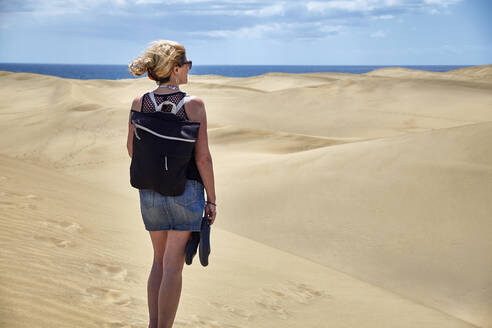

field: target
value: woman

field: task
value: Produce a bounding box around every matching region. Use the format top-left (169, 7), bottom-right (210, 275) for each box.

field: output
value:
top-left (127, 40), bottom-right (217, 328)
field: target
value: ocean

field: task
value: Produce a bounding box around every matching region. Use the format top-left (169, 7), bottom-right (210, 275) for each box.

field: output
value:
top-left (0, 62), bottom-right (475, 80)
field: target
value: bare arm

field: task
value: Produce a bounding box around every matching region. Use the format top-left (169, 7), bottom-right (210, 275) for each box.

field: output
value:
top-left (185, 97), bottom-right (216, 204)
top-left (127, 96), bottom-right (142, 158)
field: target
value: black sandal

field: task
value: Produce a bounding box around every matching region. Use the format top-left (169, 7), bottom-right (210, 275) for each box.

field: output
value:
top-left (185, 231), bottom-right (200, 265)
top-left (199, 216), bottom-right (211, 266)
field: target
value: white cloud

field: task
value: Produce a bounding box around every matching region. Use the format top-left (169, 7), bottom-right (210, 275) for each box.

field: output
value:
top-left (306, 0), bottom-right (396, 13)
top-left (135, 0), bottom-right (211, 3)
top-left (423, 0), bottom-right (463, 7)
top-left (372, 14), bottom-right (394, 19)
top-left (305, 0), bottom-right (462, 14)
top-left (179, 3), bottom-right (286, 17)
top-left (244, 3), bottom-right (286, 17)
top-left (7, 0), bottom-right (130, 15)
top-left (190, 23), bottom-right (284, 39)
top-left (190, 21), bottom-right (343, 39)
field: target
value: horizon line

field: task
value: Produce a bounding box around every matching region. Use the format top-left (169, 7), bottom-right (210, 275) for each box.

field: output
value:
top-left (0, 62), bottom-right (483, 66)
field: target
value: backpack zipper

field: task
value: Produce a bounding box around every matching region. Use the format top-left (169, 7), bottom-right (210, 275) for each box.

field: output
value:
top-left (164, 156), bottom-right (168, 171)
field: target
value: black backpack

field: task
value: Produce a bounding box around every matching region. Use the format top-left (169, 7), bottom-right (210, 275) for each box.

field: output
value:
top-left (130, 92), bottom-right (200, 196)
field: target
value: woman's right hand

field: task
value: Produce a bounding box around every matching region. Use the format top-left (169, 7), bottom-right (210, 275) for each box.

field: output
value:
top-left (205, 203), bottom-right (216, 225)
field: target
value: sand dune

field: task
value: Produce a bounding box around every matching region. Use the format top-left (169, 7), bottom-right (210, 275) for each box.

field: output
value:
top-left (215, 120), bottom-right (492, 328)
top-left (190, 72), bottom-right (338, 92)
top-left (365, 64), bottom-right (492, 83)
top-left (445, 64), bottom-right (492, 81)
top-left (0, 154), bottom-right (477, 328)
top-left (1, 64), bottom-right (492, 327)
top-left (208, 125), bottom-right (363, 154)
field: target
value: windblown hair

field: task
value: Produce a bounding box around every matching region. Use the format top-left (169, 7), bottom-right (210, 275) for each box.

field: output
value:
top-left (128, 40), bottom-right (186, 83)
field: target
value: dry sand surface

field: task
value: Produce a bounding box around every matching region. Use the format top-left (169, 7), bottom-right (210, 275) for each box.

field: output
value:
top-left (1, 64), bottom-right (491, 328)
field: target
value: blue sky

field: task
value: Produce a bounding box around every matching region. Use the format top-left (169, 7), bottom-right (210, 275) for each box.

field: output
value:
top-left (0, 0), bottom-right (490, 65)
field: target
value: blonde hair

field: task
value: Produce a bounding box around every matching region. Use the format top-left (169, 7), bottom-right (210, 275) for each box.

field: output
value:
top-left (128, 40), bottom-right (186, 83)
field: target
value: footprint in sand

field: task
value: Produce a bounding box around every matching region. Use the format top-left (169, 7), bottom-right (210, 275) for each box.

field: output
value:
top-left (33, 235), bottom-right (74, 248)
top-left (33, 217), bottom-right (84, 248)
top-left (262, 280), bottom-right (328, 305)
top-left (15, 191), bottom-right (41, 200)
top-left (100, 321), bottom-right (143, 328)
top-left (43, 218), bottom-right (84, 233)
top-left (97, 321), bottom-right (143, 328)
top-left (208, 301), bottom-right (252, 320)
top-left (0, 191), bottom-right (41, 210)
top-left (84, 262), bottom-right (136, 283)
top-left (253, 296), bottom-right (290, 320)
top-left (254, 280), bottom-right (330, 319)
top-left (82, 286), bottom-right (133, 306)
top-left (174, 315), bottom-right (241, 328)
top-left (284, 280), bottom-right (330, 304)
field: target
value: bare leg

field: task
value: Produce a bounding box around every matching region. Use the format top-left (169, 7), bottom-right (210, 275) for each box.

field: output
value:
top-left (148, 259), bottom-right (163, 328)
top-left (158, 230), bottom-right (191, 328)
top-left (148, 231), bottom-right (168, 328)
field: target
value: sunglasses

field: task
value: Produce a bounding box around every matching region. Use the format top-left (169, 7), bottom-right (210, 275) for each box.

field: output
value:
top-left (179, 59), bottom-right (192, 70)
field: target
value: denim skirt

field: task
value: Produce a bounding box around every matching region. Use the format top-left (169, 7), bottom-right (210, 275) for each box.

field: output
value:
top-left (138, 179), bottom-right (205, 231)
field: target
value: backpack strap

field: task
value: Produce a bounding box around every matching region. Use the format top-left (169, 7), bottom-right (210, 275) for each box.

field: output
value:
top-left (148, 91), bottom-right (158, 108)
top-left (171, 95), bottom-right (196, 114)
top-left (149, 91), bottom-right (196, 114)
